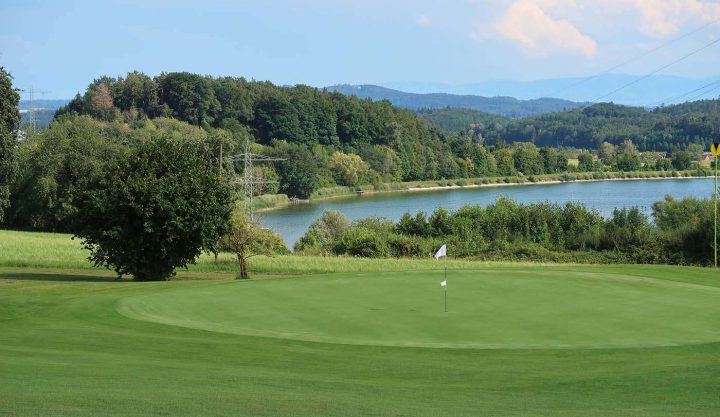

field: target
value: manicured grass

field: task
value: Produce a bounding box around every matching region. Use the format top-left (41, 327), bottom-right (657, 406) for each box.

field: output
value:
top-left (2, 230), bottom-right (720, 416)
top-left (118, 269), bottom-right (720, 349)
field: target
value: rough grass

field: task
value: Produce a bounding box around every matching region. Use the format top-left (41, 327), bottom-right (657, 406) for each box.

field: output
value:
top-left (0, 229), bottom-right (499, 276)
top-left (251, 193), bottom-right (290, 210)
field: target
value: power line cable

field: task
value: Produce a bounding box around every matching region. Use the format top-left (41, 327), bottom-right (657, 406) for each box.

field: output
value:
top-left (553, 18), bottom-right (720, 96)
top-left (590, 36), bottom-right (720, 104)
top-left (686, 84), bottom-right (720, 102)
top-left (654, 78), bottom-right (720, 106)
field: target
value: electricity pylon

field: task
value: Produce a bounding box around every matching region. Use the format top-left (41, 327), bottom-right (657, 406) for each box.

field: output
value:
top-left (231, 140), bottom-right (285, 220)
top-left (20, 87), bottom-right (51, 131)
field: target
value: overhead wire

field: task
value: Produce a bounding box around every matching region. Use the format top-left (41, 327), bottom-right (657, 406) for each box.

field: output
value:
top-left (653, 78), bottom-right (720, 106)
top-left (589, 36), bottom-right (720, 104)
top-left (553, 18), bottom-right (720, 97)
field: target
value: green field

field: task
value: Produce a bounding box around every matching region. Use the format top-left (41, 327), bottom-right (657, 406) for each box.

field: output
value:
top-left (2, 230), bottom-right (720, 416)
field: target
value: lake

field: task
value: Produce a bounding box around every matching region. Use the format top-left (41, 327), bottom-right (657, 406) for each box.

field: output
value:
top-left (260, 178), bottom-right (716, 247)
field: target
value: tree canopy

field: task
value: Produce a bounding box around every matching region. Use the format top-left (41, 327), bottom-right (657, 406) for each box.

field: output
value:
top-left (72, 131), bottom-right (233, 281)
top-left (0, 67), bottom-right (20, 222)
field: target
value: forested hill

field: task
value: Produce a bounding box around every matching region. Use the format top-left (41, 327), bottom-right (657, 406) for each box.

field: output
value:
top-left (418, 100), bottom-right (720, 152)
top-left (325, 84), bottom-right (584, 117)
top-left (56, 71), bottom-right (719, 157)
top-left (58, 72), bottom-right (445, 153)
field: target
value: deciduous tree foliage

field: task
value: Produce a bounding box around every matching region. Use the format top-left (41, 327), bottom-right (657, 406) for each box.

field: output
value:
top-left (296, 196), bottom-right (715, 265)
top-left (329, 151), bottom-right (370, 187)
top-left (0, 67), bottom-right (20, 223)
top-left (7, 116), bottom-right (127, 230)
top-left (222, 210), bottom-right (288, 278)
top-left (72, 132), bottom-right (233, 281)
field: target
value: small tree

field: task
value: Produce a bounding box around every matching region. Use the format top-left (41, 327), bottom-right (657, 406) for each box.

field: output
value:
top-left (224, 211), bottom-right (288, 278)
top-left (73, 133), bottom-right (233, 281)
top-left (672, 151), bottom-right (692, 170)
top-left (577, 153), bottom-right (594, 172)
top-left (294, 209), bottom-right (349, 254)
top-left (330, 151), bottom-right (370, 186)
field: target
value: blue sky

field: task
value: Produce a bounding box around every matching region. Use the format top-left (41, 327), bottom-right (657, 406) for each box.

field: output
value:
top-left (1, 0), bottom-right (719, 98)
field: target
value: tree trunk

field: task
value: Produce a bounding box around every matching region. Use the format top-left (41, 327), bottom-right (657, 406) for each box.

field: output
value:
top-left (237, 254), bottom-right (249, 279)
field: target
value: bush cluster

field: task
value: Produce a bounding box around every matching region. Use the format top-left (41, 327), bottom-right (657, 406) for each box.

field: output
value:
top-left (296, 196), bottom-right (715, 265)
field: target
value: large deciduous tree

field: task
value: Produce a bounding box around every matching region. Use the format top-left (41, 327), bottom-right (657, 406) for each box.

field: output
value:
top-left (329, 151), bottom-right (370, 187)
top-left (73, 132), bottom-right (233, 281)
top-left (0, 67), bottom-right (20, 223)
top-left (8, 116), bottom-right (127, 230)
top-left (274, 142), bottom-right (320, 199)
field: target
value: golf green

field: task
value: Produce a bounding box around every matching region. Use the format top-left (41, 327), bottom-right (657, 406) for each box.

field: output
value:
top-left (117, 269), bottom-right (720, 349)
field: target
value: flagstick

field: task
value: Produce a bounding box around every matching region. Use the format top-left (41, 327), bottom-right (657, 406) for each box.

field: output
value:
top-left (444, 255), bottom-right (448, 313)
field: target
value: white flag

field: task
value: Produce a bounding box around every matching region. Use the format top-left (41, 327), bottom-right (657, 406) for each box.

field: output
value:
top-left (434, 244), bottom-right (447, 260)
top-left (440, 280), bottom-right (447, 287)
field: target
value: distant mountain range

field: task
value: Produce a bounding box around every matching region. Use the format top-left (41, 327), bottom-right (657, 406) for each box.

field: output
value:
top-left (18, 99), bottom-right (69, 111)
top-left (18, 100), bottom-right (69, 128)
top-left (379, 74), bottom-right (720, 107)
top-left (325, 85), bottom-right (583, 118)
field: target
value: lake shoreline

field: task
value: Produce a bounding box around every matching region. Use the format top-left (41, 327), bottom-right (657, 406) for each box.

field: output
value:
top-left (406, 175), bottom-right (713, 193)
top-left (256, 173), bottom-right (712, 212)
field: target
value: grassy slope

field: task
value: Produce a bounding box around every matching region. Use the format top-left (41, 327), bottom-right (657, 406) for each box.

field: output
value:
top-left (2, 230), bottom-right (720, 416)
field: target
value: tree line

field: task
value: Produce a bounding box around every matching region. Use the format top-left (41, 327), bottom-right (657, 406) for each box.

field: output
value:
top-left (295, 196), bottom-right (713, 266)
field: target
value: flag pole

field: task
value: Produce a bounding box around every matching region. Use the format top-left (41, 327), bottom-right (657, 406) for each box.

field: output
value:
top-left (444, 254), bottom-right (447, 312)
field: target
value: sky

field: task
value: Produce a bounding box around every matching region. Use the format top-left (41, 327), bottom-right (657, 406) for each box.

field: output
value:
top-left (1, 0), bottom-right (720, 99)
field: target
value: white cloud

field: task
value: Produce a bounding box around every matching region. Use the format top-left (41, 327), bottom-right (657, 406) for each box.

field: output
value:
top-left (416, 14), bottom-right (432, 27)
top-left (630, 0), bottom-right (720, 36)
top-left (488, 0), bottom-right (597, 57)
top-left (591, 0), bottom-right (720, 37)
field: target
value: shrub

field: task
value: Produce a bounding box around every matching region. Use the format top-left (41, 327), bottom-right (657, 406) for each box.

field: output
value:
top-left (295, 209), bottom-right (350, 254)
top-left (333, 227), bottom-right (390, 258)
top-left (387, 234), bottom-right (439, 258)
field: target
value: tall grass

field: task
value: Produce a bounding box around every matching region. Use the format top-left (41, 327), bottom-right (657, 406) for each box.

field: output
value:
top-left (310, 186), bottom-right (357, 199)
top-left (251, 193), bottom-right (289, 210)
top-left (0, 229), bottom-right (501, 276)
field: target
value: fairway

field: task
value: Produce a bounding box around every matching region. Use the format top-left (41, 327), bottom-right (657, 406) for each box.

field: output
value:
top-left (118, 270), bottom-right (720, 349)
top-left (3, 261), bottom-right (720, 416)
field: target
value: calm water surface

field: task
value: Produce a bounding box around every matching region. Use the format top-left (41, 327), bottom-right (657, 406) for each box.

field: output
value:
top-left (260, 178), bottom-right (715, 247)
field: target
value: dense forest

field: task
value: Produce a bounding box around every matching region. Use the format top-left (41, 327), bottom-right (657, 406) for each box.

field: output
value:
top-left (418, 100), bottom-right (720, 152)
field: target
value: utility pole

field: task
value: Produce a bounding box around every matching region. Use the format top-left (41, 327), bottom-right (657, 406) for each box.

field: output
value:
top-left (20, 87), bottom-right (51, 132)
top-left (231, 140), bottom-right (285, 220)
top-left (712, 142), bottom-right (720, 269)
